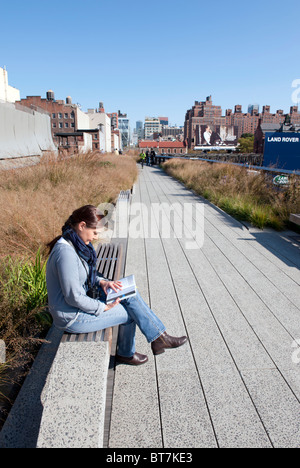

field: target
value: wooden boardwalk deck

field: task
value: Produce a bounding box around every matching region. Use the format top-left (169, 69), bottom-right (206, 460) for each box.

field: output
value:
top-left (108, 165), bottom-right (300, 448)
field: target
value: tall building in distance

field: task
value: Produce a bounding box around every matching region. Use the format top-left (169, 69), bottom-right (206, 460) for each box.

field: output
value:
top-left (144, 117), bottom-right (161, 139)
top-left (139, 115), bottom-right (184, 143)
top-left (248, 104), bottom-right (260, 115)
top-left (118, 110), bottom-right (130, 148)
top-left (159, 116), bottom-right (168, 126)
top-left (136, 120), bottom-right (144, 139)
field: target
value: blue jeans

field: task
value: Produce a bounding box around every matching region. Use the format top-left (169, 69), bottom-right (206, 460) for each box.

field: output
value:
top-left (64, 290), bottom-right (166, 357)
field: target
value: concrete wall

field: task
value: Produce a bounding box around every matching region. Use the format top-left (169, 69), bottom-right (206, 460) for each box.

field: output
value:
top-left (0, 101), bottom-right (57, 159)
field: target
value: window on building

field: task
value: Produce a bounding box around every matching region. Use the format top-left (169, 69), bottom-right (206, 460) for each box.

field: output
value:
top-left (64, 113), bottom-right (68, 119)
top-left (52, 113), bottom-right (56, 119)
top-left (52, 123), bottom-right (56, 128)
top-left (59, 122), bottom-right (63, 128)
top-left (58, 113), bottom-right (62, 119)
top-left (65, 123), bottom-right (69, 128)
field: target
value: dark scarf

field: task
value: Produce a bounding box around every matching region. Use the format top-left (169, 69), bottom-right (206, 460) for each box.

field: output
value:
top-left (62, 227), bottom-right (97, 288)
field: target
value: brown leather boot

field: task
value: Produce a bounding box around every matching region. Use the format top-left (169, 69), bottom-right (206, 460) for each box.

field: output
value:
top-left (116, 352), bottom-right (148, 365)
top-left (151, 332), bottom-right (188, 355)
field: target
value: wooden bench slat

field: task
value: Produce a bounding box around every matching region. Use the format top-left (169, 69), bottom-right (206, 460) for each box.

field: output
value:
top-left (97, 243), bottom-right (111, 274)
top-left (76, 333), bottom-right (86, 342)
top-left (95, 244), bottom-right (105, 271)
top-left (107, 244), bottom-right (119, 280)
top-left (103, 244), bottom-right (115, 279)
top-left (114, 244), bottom-right (124, 281)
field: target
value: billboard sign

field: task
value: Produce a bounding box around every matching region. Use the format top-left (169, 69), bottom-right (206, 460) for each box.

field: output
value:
top-left (194, 125), bottom-right (238, 151)
top-left (263, 132), bottom-right (300, 171)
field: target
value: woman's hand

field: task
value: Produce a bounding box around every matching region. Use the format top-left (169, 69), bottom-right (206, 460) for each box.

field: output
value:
top-left (100, 280), bottom-right (122, 296)
top-left (100, 280), bottom-right (123, 311)
top-left (104, 297), bottom-right (121, 311)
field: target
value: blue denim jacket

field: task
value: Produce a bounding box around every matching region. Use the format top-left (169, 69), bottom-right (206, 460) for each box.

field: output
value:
top-left (46, 238), bottom-right (106, 330)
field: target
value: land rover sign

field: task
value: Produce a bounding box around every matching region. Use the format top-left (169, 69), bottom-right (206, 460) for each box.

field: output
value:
top-left (273, 175), bottom-right (289, 186)
top-left (264, 132), bottom-right (300, 171)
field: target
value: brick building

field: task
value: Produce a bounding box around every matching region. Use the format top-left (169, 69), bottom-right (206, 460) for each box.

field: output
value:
top-left (184, 96), bottom-right (299, 149)
top-left (138, 140), bottom-right (187, 155)
top-left (17, 91), bottom-right (78, 146)
top-left (16, 91), bottom-right (99, 153)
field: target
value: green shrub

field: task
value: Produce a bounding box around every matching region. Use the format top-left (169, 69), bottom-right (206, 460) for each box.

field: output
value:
top-left (0, 249), bottom-right (50, 358)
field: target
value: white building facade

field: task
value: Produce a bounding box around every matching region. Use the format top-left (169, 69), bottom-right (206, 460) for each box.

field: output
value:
top-left (144, 117), bottom-right (161, 139)
top-left (88, 111), bottom-right (112, 153)
top-left (0, 67), bottom-right (20, 103)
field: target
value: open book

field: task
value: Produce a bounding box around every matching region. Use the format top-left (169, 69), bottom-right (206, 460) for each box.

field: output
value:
top-left (106, 275), bottom-right (137, 304)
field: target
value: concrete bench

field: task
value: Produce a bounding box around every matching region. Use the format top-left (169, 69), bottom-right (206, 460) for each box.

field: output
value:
top-left (36, 241), bottom-right (126, 448)
top-left (289, 213), bottom-right (300, 226)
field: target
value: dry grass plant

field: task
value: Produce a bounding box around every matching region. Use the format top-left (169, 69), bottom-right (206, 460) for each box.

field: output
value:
top-left (163, 159), bottom-right (300, 230)
top-left (0, 150), bottom-right (138, 260)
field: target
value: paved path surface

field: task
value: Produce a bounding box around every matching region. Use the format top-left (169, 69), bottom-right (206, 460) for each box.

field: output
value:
top-left (108, 165), bottom-right (300, 448)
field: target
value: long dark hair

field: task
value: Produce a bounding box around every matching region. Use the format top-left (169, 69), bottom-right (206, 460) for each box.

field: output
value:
top-left (47, 205), bottom-right (99, 254)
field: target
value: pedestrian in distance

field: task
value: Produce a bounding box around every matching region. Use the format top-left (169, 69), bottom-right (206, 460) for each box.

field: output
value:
top-left (150, 148), bottom-right (156, 166)
top-left (46, 205), bottom-right (188, 365)
top-left (146, 149), bottom-right (150, 166)
top-left (139, 150), bottom-right (146, 168)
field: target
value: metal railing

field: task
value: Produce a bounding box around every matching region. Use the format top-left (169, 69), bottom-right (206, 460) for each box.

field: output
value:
top-left (152, 153), bottom-right (300, 176)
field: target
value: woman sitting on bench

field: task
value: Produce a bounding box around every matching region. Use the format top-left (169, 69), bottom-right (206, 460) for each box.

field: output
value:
top-left (46, 205), bottom-right (187, 366)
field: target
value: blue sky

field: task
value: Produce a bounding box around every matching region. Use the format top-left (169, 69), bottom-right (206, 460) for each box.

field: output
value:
top-left (1, 0), bottom-right (300, 128)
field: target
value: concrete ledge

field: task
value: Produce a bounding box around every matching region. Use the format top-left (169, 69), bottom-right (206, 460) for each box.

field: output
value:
top-left (289, 213), bottom-right (300, 226)
top-left (0, 326), bottom-right (63, 448)
top-left (37, 340), bottom-right (110, 448)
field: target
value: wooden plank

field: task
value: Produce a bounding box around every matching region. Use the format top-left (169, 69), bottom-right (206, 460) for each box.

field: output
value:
top-left (103, 244), bottom-right (115, 279)
top-left (97, 243), bottom-right (111, 276)
top-left (106, 244), bottom-right (118, 280)
top-left (113, 244), bottom-right (124, 281)
top-left (76, 333), bottom-right (86, 343)
top-left (95, 243), bottom-right (107, 270)
top-left (103, 327), bottom-right (113, 349)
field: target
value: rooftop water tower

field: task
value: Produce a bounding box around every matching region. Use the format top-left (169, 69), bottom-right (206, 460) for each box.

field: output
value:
top-left (46, 90), bottom-right (55, 101)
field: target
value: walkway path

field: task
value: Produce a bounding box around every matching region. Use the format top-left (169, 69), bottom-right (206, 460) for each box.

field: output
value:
top-left (108, 165), bottom-right (300, 448)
